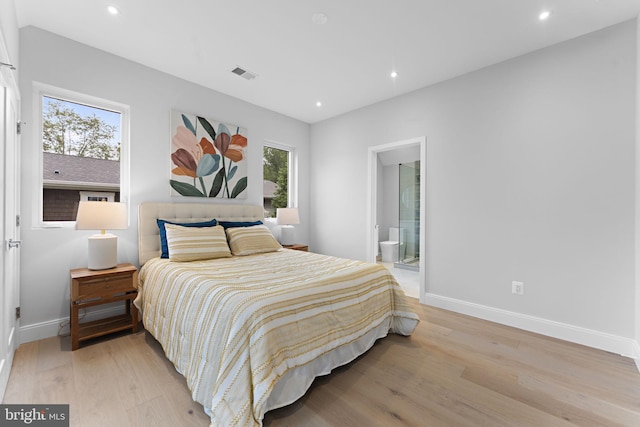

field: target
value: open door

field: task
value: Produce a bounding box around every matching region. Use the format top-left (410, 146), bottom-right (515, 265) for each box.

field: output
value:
top-left (0, 65), bottom-right (20, 401)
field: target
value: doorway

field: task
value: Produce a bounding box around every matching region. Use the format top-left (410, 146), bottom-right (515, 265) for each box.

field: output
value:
top-left (367, 137), bottom-right (426, 303)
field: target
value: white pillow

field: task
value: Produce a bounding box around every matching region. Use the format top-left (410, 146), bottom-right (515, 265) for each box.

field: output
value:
top-left (225, 225), bottom-right (282, 256)
top-left (165, 224), bottom-right (231, 262)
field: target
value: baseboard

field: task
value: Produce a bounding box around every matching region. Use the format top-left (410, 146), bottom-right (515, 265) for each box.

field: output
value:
top-left (633, 340), bottom-right (640, 372)
top-left (19, 305), bottom-right (125, 344)
top-left (424, 292), bottom-right (638, 361)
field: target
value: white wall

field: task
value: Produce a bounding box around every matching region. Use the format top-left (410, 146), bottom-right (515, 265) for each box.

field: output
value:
top-left (310, 20), bottom-right (637, 353)
top-left (382, 164), bottom-right (399, 240)
top-left (18, 26), bottom-right (310, 341)
top-left (0, 0), bottom-right (18, 71)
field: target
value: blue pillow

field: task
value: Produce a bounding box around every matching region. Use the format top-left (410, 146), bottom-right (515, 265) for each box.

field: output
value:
top-left (218, 220), bottom-right (263, 229)
top-left (157, 218), bottom-right (217, 258)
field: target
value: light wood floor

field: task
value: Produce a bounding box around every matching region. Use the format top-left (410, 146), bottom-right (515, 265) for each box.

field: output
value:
top-left (4, 299), bottom-right (640, 426)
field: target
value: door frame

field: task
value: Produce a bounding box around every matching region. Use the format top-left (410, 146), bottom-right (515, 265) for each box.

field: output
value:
top-left (0, 44), bottom-right (20, 401)
top-left (366, 136), bottom-right (426, 303)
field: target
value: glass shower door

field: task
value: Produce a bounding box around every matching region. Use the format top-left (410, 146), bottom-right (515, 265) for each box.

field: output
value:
top-left (396, 161), bottom-right (420, 270)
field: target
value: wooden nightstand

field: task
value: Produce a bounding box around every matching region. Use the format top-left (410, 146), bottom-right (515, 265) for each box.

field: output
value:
top-left (283, 244), bottom-right (308, 252)
top-left (70, 263), bottom-right (139, 350)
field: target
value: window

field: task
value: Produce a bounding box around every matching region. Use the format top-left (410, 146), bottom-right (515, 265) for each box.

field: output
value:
top-left (263, 143), bottom-right (295, 218)
top-left (79, 191), bottom-right (115, 202)
top-left (36, 83), bottom-right (129, 225)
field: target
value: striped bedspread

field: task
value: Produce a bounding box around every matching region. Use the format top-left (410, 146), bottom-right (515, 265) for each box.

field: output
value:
top-left (136, 249), bottom-right (419, 427)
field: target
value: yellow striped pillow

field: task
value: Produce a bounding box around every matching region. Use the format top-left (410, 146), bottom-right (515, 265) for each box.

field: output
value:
top-left (225, 225), bottom-right (282, 256)
top-left (165, 224), bottom-right (232, 261)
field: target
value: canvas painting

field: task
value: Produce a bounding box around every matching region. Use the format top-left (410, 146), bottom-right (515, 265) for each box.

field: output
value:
top-left (170, 110), bottom-right (248, 198)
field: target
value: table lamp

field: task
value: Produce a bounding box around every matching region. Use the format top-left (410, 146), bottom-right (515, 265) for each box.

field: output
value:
top-left (277, 207), bottom-right (300, 246)
top-left (75, 201), bottom-right (128, 270)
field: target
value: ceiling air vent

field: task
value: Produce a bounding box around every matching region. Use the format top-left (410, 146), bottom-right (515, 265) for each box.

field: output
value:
top-left (231, 66), bottom-right (257, 80)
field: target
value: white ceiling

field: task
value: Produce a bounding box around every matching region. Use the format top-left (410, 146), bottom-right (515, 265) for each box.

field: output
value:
top-left (14, 0), bottom-right (640, 124)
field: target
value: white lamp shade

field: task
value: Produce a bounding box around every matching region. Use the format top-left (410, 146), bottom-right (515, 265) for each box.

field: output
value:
top-left (76, 201), bottom-right (128, 270)
top-left (276, 208), bottom-right (300, 225)
top-left (76, 201), bottom-right (128, 231)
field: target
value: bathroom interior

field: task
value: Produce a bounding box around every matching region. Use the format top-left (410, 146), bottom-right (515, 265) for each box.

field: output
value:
top-left (376, 147), bottom-right (421, 298)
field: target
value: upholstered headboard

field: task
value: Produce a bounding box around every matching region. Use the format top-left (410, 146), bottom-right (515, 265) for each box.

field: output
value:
top-left (138, 202), bottom-right (264, 265)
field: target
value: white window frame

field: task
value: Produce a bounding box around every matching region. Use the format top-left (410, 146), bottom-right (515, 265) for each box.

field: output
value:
top-left (263, 140), bottom-right (298, 213)
top-left (33, 82), bottom-right (130, 228)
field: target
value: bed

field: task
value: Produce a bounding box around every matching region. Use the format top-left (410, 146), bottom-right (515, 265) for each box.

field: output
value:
top-left (135, 202), bottom-right (419, 427)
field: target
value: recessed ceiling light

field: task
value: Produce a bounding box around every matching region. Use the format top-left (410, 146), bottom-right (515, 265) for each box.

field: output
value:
top-left (312, 13), bottom-right (328, 25)
top-left (107, 6), bottom-right (119, 15)
top-left (390, 71), bottom-right (398, 78)
top-left (539, 10), bottom-right (551, 20)
top-left (316, 101), bottom-right (322, 107)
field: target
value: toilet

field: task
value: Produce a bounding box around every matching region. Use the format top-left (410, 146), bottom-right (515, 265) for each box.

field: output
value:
top-left (380, 227), bottom-right (405, 263)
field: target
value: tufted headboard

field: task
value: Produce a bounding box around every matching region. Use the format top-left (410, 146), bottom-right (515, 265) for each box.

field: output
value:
top-left (138, 202), bottom-right (264, 265)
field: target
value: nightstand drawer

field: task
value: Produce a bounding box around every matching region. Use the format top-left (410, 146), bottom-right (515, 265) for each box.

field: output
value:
top-left (70, 263), bottom-right (138, 301)
top-left (76, 275), bottom-right (133, 300)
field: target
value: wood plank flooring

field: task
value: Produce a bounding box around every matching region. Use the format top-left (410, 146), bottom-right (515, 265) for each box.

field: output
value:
top-left (3, 299), bottom-right (640, 426)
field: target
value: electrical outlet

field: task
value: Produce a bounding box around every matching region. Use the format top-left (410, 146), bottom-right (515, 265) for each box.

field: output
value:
top-left (512, 281), bottom-right (524, 295)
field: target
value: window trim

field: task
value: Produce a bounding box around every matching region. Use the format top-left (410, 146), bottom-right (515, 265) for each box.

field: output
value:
top-left (33, 82), bottom-right (130, 228)
top-left (263, 140), bottom-right (298, 215)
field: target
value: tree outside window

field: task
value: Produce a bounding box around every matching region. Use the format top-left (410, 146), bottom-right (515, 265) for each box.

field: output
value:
top-left (43, 97), bottom-right (120, 160)
top-left (263, 146), bottom-right (289, 217)
top-left (41, 95), bottom-right (123, 221)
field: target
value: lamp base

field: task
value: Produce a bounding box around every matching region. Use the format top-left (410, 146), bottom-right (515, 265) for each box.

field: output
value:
top-left (88, 234), bottom-right (118, 270)
top-left (280, 225), bottom-right (295, 246)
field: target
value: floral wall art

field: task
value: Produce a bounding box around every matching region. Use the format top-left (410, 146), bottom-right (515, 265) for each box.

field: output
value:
top-left (170, 110), bottom-right (248, 198)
